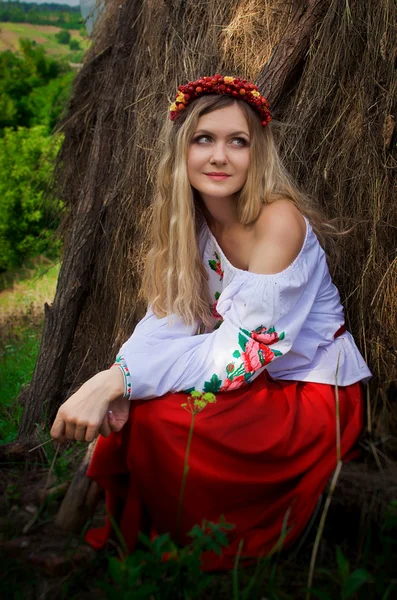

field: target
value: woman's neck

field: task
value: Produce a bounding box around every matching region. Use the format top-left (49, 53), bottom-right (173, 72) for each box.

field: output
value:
top-left (201, 196), bottom-right (241, 235)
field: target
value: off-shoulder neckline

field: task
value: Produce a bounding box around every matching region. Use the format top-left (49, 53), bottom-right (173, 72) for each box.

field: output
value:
top-left (202, 214), bottom-right (310, 279)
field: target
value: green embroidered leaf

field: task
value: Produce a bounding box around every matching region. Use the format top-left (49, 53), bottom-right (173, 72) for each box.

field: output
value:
top-left (215, 252), bottom-right (220, 261)
top-left (214, 320), bottom-right (223, 330)
top-left (267, 326), bottom-right (275, 333)
top-left (238, 332), bottom-right (248, 351)
top-left (278, 332), bottom-right (285, 340)
top-left (232, 350), bottom-right (240, 358)
top-left (208, 259), bottom-right (217, 271)
top-left (182, 387), bottom-right (195, 394)
top-left (272, 349), bottom-right (283, 357)
top-left (215, 291), bottom-right (221, 300)
top-left (240, 327), bottom-right (251, 338)
top-left (244, 372), bottom-right (253, 381)
top-left (203, 374), bottom-right (222, 393)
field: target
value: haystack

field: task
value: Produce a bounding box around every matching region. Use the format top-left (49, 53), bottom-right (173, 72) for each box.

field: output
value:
top-left (18, 0), bottom-right (397, 448)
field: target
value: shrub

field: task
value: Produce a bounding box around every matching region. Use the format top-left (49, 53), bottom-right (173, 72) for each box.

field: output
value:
top-left (69, 39), bottom-right (81, 51)
top-left (55, 29), bottom-right (71, 45)
top-left (0, 126), bottom-right (63, 271)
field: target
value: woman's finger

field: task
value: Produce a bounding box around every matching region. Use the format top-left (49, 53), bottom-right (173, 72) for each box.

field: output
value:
top-left (75, 423), bottom-right (88, 442)
top-left (99, 414), bottom-right (112, 438)
top-left (50, 414), bottom-right (65, 441)
top-left (85, 422), bottom-right (99, 443)
top-left (65, 421), bottom-right (76, 441)
top-left (50, 415), bottom-right (66, 443)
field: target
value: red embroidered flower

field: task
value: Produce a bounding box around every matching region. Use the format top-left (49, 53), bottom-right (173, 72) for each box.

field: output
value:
top-left (226, 363), bottom-right (235, 373)
top-left (251, 327), bottom-right (280, 345)
top-left (242, 338), bottom-right (263, 372)
top-left (215, 263), bottom-right (223, 278)
top-left (211, 300), bottom-right (221, 319)
top-left (220, 375), bottom-right (245, 391)
top-left (258, 343), bottom-right (275, 365)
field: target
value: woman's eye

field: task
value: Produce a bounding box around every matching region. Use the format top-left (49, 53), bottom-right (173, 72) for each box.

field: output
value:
top-left (194, 135), bottom-right (212, 144)
top-left (231, 137), bottom-right (247, 147)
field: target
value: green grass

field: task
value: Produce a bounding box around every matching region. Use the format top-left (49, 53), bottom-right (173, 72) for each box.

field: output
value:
top-left (0, 21), bottom-right (90, 58)
top-left (0, 257), bottom-right (60, 443)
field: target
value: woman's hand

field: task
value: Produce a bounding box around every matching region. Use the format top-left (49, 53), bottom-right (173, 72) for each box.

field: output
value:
top-left (50, 368), bottom-right (128, 443)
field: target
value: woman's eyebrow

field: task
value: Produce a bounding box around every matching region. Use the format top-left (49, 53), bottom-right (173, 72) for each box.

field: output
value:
top-left (193, 129), bottom-right (250, 137)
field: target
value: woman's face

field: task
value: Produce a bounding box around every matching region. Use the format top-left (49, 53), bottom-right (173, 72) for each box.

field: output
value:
top-left (187, 103), bottom-right (250, 205)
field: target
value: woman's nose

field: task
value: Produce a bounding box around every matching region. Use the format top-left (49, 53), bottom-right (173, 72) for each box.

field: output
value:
top-left (210, 143), bottom-right (228, 165)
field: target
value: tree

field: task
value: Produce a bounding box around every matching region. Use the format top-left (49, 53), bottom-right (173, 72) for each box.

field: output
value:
top-left (0, 39), bottom-right (72, 133)
top-left (0, 126), bottom-right (63, 271)
top-left (69, 39), bottom-right (81, 51)
top-left (55, 29), bottom-right (71, 45)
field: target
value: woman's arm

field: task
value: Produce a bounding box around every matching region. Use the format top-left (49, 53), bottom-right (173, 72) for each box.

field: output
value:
top-left (50, 366), bottom-right (127, 443)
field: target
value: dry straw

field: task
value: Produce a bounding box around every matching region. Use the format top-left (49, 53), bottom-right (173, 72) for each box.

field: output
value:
top-left (54, 0), bottom-right (396, 439)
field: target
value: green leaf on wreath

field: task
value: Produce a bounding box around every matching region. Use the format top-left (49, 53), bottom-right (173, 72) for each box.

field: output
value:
top-left (203, 374), bottom-right (222, 393)
top-left (233, 350), bottom-right (240, 358)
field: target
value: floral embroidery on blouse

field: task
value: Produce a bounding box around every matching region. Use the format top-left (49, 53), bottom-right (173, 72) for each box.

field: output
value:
top-left (210, 291), bottom-right (223, 330)
top-left (202, 325), bottom-right (285, 393)
top-left (208, 251), bottom-right (224, 280)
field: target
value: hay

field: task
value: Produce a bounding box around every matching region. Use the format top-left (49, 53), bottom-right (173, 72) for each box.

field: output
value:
top-left (53, 0), bottom-right (396, 437)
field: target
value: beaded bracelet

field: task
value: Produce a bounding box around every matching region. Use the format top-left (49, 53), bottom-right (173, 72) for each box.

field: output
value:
top-left (112, 354), bottom-right (132, 399)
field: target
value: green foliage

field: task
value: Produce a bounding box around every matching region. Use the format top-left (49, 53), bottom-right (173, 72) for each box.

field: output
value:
top-left (55, 29), bottom-right (70, 45)
top-left (0, 126), bottom-right (63, 271)
top-left (0, 310), bottom-right (42, 443)
top-left (0, 1), bottom-right (82, 30)
top-left (0, 38), bottom-right (74, 132)
top-left (103, 516), bottom-right (234, 599)
top-left (69, 38), bottom-right (80, 51)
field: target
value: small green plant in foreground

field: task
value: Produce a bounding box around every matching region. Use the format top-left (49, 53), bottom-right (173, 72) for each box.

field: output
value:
top-left (103, 516), bottom-right (234, 599)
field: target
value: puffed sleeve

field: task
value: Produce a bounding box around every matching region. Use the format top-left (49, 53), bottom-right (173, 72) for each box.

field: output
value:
top-left (117, 231), bottom-right (328, 399)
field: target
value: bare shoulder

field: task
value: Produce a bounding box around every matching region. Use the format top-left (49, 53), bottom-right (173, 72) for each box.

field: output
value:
top-left (249, 200), bottom-right (307, 275)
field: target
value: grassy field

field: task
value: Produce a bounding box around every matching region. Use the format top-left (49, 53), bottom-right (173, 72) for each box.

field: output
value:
top-left (0, 257), bottom-right (60, 442)
top-left (0, 21), bottom-right (90, 56)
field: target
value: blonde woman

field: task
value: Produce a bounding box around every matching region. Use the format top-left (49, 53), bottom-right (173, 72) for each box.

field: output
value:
top-left (51, 76), bottom-right (371, 569)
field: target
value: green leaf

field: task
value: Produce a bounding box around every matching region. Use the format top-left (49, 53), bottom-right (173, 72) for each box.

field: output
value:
top-left (215, 291), bottom-right (221, 299)
top-left (108, 556), bottom-right (123, 584)
top-left (342, 568), bottom-right (371, 599)
top-left (238, 332), bottom-right (248, 351)
top-left (203, 374), bottom-right (222, 393)
top-left (183, 387), bottom-right (195, 394)
top-left (272, 349), bottom-right (283, 356)
top-left (307, 588), bottom-right (333, 600)
top-left (336, 546), bottom-right (350, 583)
top-left (278, 331), bottom-right (285, 340)
top-left (208, 259), bottom-right (217, 270)
top-left (233, 350), bottom-right (240, 358)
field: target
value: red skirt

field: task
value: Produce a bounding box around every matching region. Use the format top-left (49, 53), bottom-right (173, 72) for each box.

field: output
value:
top-left (85, 372), bottom-right (364, 570)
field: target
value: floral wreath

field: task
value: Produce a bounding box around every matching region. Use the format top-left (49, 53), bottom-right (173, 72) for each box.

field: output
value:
top-left (169, 75), bottom-right (272, 127)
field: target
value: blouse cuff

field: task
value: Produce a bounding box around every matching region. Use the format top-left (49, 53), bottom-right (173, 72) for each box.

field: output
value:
top-left (112, 354), bottom-right (132, 399)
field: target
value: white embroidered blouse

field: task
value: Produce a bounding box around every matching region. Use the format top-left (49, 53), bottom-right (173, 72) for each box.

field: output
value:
top-left (116, 216), bottom-right (371, 399)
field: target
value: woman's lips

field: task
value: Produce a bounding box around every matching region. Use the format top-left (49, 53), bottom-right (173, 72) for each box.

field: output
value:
top-left (205, 173), bottom-right (231, 180)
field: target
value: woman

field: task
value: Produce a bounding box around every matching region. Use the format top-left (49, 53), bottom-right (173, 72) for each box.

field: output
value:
top-left (51, 75), bottom-right (371, 569)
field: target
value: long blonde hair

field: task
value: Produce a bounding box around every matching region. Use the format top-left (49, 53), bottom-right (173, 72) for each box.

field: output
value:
top-left (141, 94), bottom-right (330, 326)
